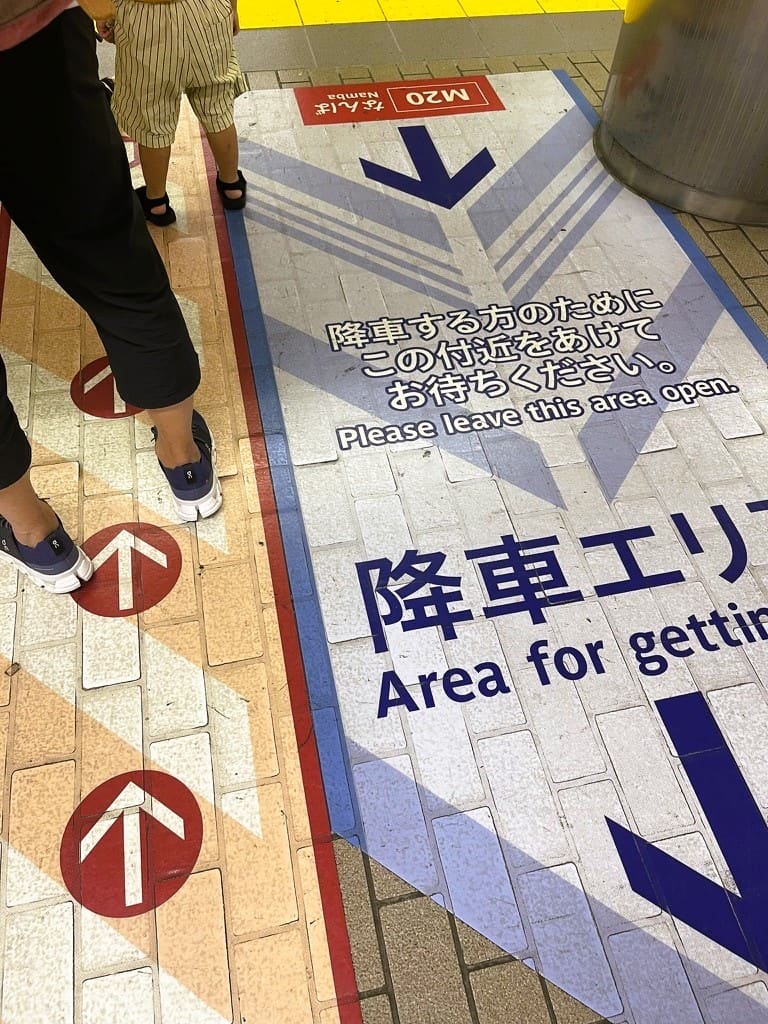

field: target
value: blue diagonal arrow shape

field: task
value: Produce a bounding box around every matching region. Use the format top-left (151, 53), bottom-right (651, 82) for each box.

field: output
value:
top-left (608, 692), bottom-right (768, 970)
top-left (360, 125), bottom-right (496, 209)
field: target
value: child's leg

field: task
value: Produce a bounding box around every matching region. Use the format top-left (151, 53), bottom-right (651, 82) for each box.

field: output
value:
top-left (204, 124), bottom-right (241, 199)
top-left (138, 144), bottom-right (173, 212)
top-left (111, 0), bottom-right (183, 217)
top-left (182, 0), bottom-right (247, 200)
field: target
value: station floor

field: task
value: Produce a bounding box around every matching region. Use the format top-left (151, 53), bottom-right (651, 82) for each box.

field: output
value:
top-left (2, 10), bottom-right (768, 1024)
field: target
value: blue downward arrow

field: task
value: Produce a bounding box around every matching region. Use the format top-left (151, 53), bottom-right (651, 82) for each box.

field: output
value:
top-left (360, 125), bottom-right (495, 209)
top-left (608, 692), bottom-right (768, 970)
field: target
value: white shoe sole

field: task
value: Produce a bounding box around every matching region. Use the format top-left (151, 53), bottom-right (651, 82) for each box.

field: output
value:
top-left (0, 545), bottom-right (94, 594)
top-left (172, 470), bottom-right (223, 523)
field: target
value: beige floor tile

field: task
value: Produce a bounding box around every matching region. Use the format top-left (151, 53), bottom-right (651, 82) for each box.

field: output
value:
top-left (248, 514), bottom-right (277, 604)
top-left (0, 711), bottom-right (8, 827)
top-left (38, 282), bottom-right (80, 332)
top-left (235, 929), bottom-right (314, 1024)
top-left (3, 902), bottom-right (74, 1024)
top-left (279, 716), bottom-right (312, 844)
top-left (261, 604), bottom-right (291, 715)
top-left (80, 685), bottom-right (144, 795)
top-left (222, 782), bottom-right (297, 935)
top-left (19, 581), bottom-right (77, 646)
top-left (141, 524), bottom-right (199, 626)
top-left (169, 237), bottom-right (211, 290)
top-left (145, 622), bottom-right (208, 736)
top-left (82, 968), bottom-right (155, 1024)
top-left (298, 845), bottom-right (337, 1003)
top-left (29, 460), bottom-right (79, 497)
top-left (157, 870), bottom-right (233, 1023)
top-left (200, 404), bottom-right (237, 478)
top-left (82, 613), bottom-right (140, 689)
top-left (208, 660), bottom-right (279, 784)
top-left (201, 563), bottom-right (263, 666)
top-left (79, 907), bottom-right (153, 977)
top-left (34, 327), bottom-right (80, 388)
top-left (239, 439), bottom-right (260, 515)
top-left (196, 477), bottom-right (250, 566)
top-left (83, 493), bottom-right (136, 537)
top-left (12, 649), bottom-right (76, 765)
top-left (7, 760), bottom-right (75, 905)
top-left (83, 419), bottom-right (135, 496)
top-left (0, 304), bottom-right (35, 360)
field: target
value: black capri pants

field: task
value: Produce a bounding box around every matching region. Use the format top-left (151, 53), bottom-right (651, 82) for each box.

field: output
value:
top-left (0, 6), bottom-right (200, 490)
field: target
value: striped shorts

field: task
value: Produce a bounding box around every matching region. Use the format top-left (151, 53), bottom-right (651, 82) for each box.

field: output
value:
top-left (112, 0), bottom-right (246, 147)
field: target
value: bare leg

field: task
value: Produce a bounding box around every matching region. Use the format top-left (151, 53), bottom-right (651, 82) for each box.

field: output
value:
top-left (0, 472), bottom-right (58, 546)
top-left (138, 143), bottom-right (172, 213)
top-left (150, 396), bottom-right (200, 468)
top-left (205, 124), bottom-right (242, 199)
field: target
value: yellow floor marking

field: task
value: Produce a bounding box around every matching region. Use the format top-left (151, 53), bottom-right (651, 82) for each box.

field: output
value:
top-left (379, 0), bottom-right (465, 22)
top-left (248, 0), bottom-right (304, 27)
top-left (295, 0), bottom-right (386, 25)
top-left (458, 0), bottom-right (541, 19)
top-left (239, 0), bottom-right (625, 30)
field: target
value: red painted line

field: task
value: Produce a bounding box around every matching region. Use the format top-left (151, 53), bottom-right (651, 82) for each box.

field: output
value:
top-left (202, 143), bottom-right (363, 1023)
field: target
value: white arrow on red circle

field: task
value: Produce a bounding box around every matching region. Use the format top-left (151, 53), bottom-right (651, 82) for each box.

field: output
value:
top-left (82, 363), bottom-right (126, 416)
top-left (91, 530), bottom-right (169, 611)
top-left (79, 781), bottom-right (185, 908)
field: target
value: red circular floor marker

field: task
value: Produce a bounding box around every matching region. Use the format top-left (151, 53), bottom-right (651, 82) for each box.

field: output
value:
top-left (70, 357), bottom-right (143, 419)
top-left (60, 771), bottom-right (203, 918)
top-left (72, 523), bottom-right (182, 617)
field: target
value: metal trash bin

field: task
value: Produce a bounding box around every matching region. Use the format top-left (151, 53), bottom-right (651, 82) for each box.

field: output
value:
top-left (594, 0), bottom-right (768, 225)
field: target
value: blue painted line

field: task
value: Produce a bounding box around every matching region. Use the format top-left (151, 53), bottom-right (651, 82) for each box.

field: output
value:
top-left (553, 68), bottom-right (599, 127)
top-left (223, 208), bottom-right (361, 839)
top-left (313, 707), bottom-right (358, 834)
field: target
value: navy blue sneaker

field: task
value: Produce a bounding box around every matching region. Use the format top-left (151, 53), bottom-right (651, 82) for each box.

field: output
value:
top-left (0, 515), bottom-right (93, 594)
top-left (152, 410), bottom-right (223, 522)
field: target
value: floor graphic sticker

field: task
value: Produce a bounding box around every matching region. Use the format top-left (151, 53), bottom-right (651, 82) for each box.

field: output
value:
top-left (70, 356), bottom-right (142, 419)
top-left (73, 523), bottom-right (182, 616)
top-left (231, 72), bottom-right (768, 1023)
top-left (60, 771), bottom-right (203, 918)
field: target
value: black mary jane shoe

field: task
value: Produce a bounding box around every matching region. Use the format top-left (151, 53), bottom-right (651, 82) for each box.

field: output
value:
top-left (216, 170), bottom-right (247, 211)
top-left (135, 185), bottom-right (177, 227)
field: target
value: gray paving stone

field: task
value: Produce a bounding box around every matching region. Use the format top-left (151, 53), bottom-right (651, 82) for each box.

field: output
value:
top-left (379, 896), bottom-right (473, 1024)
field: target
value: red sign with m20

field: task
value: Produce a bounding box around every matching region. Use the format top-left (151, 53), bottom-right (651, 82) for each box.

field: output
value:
top-left (296, 75), bottom-right (505, 125)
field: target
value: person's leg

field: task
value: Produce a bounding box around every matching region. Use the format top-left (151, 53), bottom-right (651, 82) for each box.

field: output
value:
top-left (0, 357), bottom-right (54, 543)
top-left (0, 473), bottom-right (57, 547)
top-left (0, 9), bottom-right (219, 525)
top-left (0, 354), bottom-right (92, 591)
top-left (183, 0), bottom-right (247, 204)
top-left (151, 396), bottom-right (198, 468)
top-left (204, 124), bottom-right (242, 199)
top-left (137, 143), bottom-right (173, 216)
top-left (111, 0), bottom-right (182, 224)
